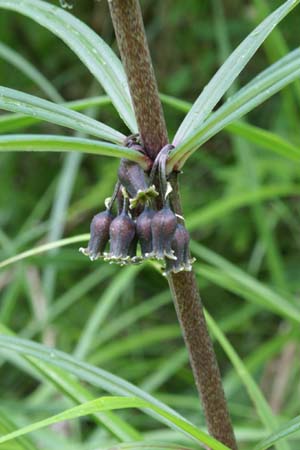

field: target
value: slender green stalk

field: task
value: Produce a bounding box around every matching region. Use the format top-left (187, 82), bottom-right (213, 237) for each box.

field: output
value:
top-left (107, 1), bottom-right (237, 448)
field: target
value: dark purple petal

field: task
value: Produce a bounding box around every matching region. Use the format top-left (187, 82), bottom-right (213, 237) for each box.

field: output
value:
top-left (107, 211), bottom-right (136, 260)
top-left (79, 210), bottom-right (113, 260)
top-left (150, 207), bottom-right (177, 260)
top-left (136, 206), bottom-right (155, 257)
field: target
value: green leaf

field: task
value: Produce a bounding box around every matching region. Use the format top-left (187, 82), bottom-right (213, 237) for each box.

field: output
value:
top-left (161, 93), bottom-right (300, 163)
top-left (255, 415), bottom-right (300, 450)
top-left (226, 121), bottom-right (300, 162)
top-left (173, 0), bottom-right (300, 145)
top-left (169, 48), bottom-right (300, 169)
top-left (0, 95), bottom-right (111, 133)
top-left (0, 135), bottom-right (150, 168)
top-left (0, 86), bottom-right (124, 143)
top-left (0, 42), bottom-right (62, 102)
top-left (0, 394), bottom-right (229, 450)
top-left (0, 0), bottom-right (137, 132)
top-left (0, 336), bottom-right (230, 450)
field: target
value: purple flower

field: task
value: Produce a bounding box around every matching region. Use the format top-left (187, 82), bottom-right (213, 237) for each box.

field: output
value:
top-left (79, 210), bottom-right (113, 260)
top-left (136, 206), bottom-right (155, 257)
top-left (150, 206), bottom-right (177, 260)
top-left (107, 210), bottom-right (136, 260)
top-left (163, 224), bottom-right (195, 275)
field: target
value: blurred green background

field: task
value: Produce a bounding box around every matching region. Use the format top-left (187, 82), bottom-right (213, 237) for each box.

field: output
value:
top-left (0, 1), bottom-right (300, 449)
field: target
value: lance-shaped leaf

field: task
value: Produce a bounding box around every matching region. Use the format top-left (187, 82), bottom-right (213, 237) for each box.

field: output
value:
top-left (161, 93), bottom-right (300, 163)
top-left (173, 0), bottom-right (300, 145)
top-left (168, 48), bottom-right (300, 170)
top-left (0, 95), bottom-right (111, 133)
top-left (0, 0), bottom-right (138, 132)
top-left (0, 86), bottom-right (124, 144)
top-left (0, 135), bottom-right (150, 169)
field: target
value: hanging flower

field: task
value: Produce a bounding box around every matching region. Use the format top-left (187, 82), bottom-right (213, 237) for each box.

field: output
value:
top-left (106, 208), bottom-right (136, 261)
top-left (163, 223), bottom-right (195, 275)
top-left (118, 158), bottom-right (158, 209)
top-left (136, 206), bottom-right (155, 257)
top-left (149, 206), bottom-right (177, 260)
top-left (79, 210), bottom-right (113, 261)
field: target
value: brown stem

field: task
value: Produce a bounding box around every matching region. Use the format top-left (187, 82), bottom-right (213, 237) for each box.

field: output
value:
top-left (108, 1), bottom-right (237, 448)
top-left (107, 0), bottom-right (168, 160)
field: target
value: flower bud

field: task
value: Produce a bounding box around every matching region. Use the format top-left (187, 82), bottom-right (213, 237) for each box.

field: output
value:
top-left (136, 206), bottom-right (155, 257)
top-left (107, 210), bottom-right (136, 260)
top-left (118, 159), bottom-right (148, 198)
top-left (163, 224), bottom-right (195, 275)
top-left (118, 159), bottom-right (158, 208)
top-left (79, 210), bottom-right (113, 261)
top-left (150, 207), bottom-right (177, 260)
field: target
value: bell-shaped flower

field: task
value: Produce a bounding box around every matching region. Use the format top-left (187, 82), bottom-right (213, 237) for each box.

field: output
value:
top-left (150, 206), bottom-right (177, 260)
top-left (136, 206), bottom-right (155, 257)
top-left (107, 209), bottom-right (136, 261)
top-left (163, 224), bottom-right (195, 275)
top-left (79, 210), bottom-right (113, 261)
top-left (118, 159), bottom-right (158, 208)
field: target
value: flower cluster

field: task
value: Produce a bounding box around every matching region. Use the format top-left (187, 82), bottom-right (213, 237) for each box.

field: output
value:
top-left (80, 141), bottom-right (195, 275)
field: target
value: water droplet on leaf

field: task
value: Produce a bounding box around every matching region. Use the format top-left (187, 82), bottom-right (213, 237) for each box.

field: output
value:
top-left (59, 0), bottom-right (74, 10)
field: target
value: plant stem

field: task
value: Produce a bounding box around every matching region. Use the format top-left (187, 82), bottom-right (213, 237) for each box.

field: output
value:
top-left (108, 1), bottom-right (237, 448)
top-left (107, 0), bottom-right (168, 160)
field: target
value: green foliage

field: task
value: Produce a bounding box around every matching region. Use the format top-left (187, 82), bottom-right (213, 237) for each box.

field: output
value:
top-left (0, 1), bottom-right (300, 450)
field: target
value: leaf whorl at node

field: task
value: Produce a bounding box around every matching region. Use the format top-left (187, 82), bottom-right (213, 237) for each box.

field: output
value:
top-left (80, 142), bottom-right (195, 273)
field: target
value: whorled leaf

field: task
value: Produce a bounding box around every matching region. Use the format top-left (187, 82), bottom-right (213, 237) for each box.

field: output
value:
top-left (173, 0), bottom-right (300, 145)
top-left (0, 86), bottom-right (124, 144)
top-left (168, 48), bottom-right (300, 170)
top-left (0, 135), bottom-right (150, 169)
top-left (0, 0), bottom-right (137, 132)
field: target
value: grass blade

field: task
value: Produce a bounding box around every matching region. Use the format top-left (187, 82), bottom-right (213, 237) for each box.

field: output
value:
top-left (0, 0), bottom-right (137, 132)
top-left (205, 312), bottom-right (288, 450)
top-left (0, 234), bottom-right (89, 270)
top-left (0, 324), bottom-right (141, 442)
top-left (0, 336), bottom-right (230, 449)
top-left (255, 416), bottom-right (300, 450)
top-left (0, 42), bottom-right (62, 103)
top-left (103, 443), bottom-right (195, 450)
top-left (74, 266), bottom-right (141, 360)
top-left (173, 0), bottom-right (300, 145)
top-left (0, 394), bottom-right (229, 450)
top-left (226, 121), bottom-right (300, 162)
top-left (192, 242), bottom-right (300, 323)
top-left (186, 184), bottom-right (300, 230)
